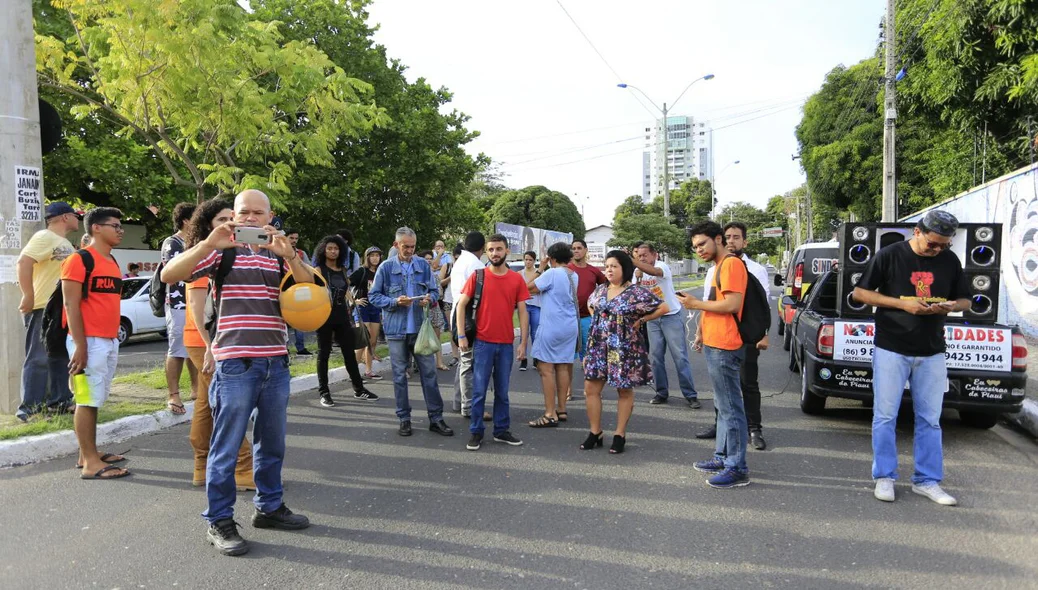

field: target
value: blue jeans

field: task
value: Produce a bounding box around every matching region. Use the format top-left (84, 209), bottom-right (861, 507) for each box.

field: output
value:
top-left (389, 334), bottom-right (444, 422)
top-left (527, 305), bottom-right (540, 356)
top-left (471, 340), bottom-right (514, 435)
top-left (648, 313), bottom-right (698, 400)
top-left (18, 309), bottom-right (72, 419)
top-left (203, 356), bottom-right (291, 524)
top-left (704, 346), bottom-right (747, 472)
top-left (294, 328), bottom-right (307, 352)
top-left (871, 346), bottom-right (946, 484)
top-left (577, 316), bottom-right (592, 360)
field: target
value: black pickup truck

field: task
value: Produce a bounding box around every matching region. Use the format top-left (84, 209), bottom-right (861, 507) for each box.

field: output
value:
top-left (786, 269), bottom-right (1028, 428)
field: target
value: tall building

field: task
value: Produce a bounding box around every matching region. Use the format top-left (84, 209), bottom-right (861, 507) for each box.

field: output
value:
top-left (641, 115), bottom-right (713, 202)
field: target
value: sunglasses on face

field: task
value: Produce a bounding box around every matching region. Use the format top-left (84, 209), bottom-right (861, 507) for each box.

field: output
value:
top-left (925, 240), bottom-right (951, 251)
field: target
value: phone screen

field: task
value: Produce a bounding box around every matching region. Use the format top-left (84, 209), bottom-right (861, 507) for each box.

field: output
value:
top-left (234, 226), bottom-right (270, 245)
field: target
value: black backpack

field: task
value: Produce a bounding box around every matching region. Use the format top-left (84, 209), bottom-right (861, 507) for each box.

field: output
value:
top-left (41, 249), bottom-right (94, 356)
top-left (452, 269), bottom-right (485, 345)
top-left (713, 256), bottom-right (770, 345)
top-left (203, 248), bottom-right (285, 341)
top-left (149, 235), bottom-right (184, 317)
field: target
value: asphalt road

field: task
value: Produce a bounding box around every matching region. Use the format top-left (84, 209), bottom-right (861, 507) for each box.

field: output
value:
top-left (2, 301), bottom-right (1037, 588)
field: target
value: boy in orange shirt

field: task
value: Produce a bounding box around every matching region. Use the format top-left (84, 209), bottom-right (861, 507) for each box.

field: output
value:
top-left (679, 221), bottom-right (750, 488)
top-left (62, 208), bottom-right (129, 480)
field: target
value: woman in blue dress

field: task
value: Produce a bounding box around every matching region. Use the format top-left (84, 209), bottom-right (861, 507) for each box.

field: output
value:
top-left (580, 250), bottom-right (669, 453)
top-left (526, 242), bottom-right (581, 427)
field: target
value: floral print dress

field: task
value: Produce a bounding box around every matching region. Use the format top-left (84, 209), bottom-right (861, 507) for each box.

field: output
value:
top-left (582, 283), bottom-right (663, 388)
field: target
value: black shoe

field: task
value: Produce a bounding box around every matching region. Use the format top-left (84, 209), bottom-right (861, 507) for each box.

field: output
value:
top-left (649, 395), bottom-right (668, 405)
top-left (750, 429), bottom-right (767, 450)
top-left (580, 431), bottom-right (604, 450)
top-left (519, 359), bottom-right (528, 371)
top-left (493, 431), bottom-right (523, 446)
top-left (319, 393), bottom-right (335, 407)
top-left (353, 387), bottom-right (379, 402)
top-left (466, 433), bottom-right (483, 451)
top-left (252, 503), bottom-right (310, 530)
top-left (207, 518), bottom-right (248, 556)
top-left (429, 420), bottom-right (455, 436)
top-left (296, 349), bottom-right (313, 356)
top-left (398, 420), bottom-right (413, 437)
top-left (686, 398), bottom-right (702, 409)
top-left (609, 434), bottom-right (626, 454)
top-left (695, 426), bottom-right (717, 439)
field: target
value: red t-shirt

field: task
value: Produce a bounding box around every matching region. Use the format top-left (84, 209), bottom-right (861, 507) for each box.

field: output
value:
top-left (461, 269), bottom-right (530, 344)
top-left (568, 263), bottom-right (607, 317)
top-left (60, 247), bottom-right (122, 339)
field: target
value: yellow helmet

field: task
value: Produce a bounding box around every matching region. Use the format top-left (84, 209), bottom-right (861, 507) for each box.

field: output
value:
top-left (279, 270), bottom-right (331, 332)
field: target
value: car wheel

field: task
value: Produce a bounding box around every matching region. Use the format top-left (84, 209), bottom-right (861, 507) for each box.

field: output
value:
top-left (959, 411), bottom-right (998, 429)
top-left (118, 318), bottom-right (131, 345)
top-left (788, 339), bottom-right (799, 372)
top-left (799, 355), bottom-right (826, 415)
top-left (783, 326), bottom-right (792, 351)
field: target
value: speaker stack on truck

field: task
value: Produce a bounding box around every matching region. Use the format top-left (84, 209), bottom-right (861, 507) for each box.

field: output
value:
top-left (835, 222), bottom-right (1002, 324)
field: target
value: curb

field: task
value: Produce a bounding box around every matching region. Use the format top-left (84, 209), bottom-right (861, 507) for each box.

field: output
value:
top-left (0, 341), bottom-right (457, 469)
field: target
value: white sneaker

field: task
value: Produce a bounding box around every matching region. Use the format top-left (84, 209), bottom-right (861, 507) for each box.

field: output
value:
top-left (911, 482), bottom-right (958, 506)
top-left (874, 478), bottom-right (895, 502)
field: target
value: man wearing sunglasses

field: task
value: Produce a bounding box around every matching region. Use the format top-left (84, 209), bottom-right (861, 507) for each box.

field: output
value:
top-left (852, 210), bottom-right (970, 507)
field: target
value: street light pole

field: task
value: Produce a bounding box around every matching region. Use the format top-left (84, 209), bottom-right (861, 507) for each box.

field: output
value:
top-left (618, 74), bottom-right (714, 222)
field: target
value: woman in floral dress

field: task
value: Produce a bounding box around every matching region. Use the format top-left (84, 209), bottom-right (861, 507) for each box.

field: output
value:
top-left (580, 250), bottom-right (670, 454)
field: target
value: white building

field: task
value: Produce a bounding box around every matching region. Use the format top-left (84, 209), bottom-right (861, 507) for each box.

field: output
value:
top-left (584, 224), bottom-right (613, 265)
top-left (641, 116), bottom-right (713, 202)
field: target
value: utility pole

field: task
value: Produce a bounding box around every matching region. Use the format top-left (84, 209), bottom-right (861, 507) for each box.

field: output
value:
top-left (1, 0), bottom-right (47, 414)
top-left (661, 103), bottom-right (670, 219)
top-left (805, 183), bottom-right (814, 242)
top-left (881, 0), bottom-right (897, 221)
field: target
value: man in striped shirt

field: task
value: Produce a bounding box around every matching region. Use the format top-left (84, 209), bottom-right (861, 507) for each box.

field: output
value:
top-left (162, 189), bottom-right (316, 557)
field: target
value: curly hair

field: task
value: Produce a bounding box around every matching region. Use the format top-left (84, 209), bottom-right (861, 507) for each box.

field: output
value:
top-left (186, 198), bottom-right (233, 247)
top-left (313, 235), bottom-right (350, 270)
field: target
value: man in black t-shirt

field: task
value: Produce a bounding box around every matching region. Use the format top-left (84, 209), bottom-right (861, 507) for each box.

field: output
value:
top-left (853, 211), bottom-right (969, 507)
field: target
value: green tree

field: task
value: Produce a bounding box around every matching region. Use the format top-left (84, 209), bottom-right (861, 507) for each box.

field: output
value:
top-left (488, 186), bottom-right (586, 239)
top-left (674, 178), bottom-right (714, 225)
top-left (612, 195), bottom-right (647, 226)
top-left (250, 0), bottom-right (484, 248)
top-left (608, 214), bottom-right (686, 257)
top-left (36, 0), bottom-right (387, 202)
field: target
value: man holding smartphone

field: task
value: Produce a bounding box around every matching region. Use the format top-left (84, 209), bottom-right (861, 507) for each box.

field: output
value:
top-left (162, 189), bottom-right (316, 556)
top-left (852, 211), bottom-right (969, 506)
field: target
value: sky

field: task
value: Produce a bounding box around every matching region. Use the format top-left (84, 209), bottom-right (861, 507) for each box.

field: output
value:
top-left (366, 0), bottom-right (887, 229)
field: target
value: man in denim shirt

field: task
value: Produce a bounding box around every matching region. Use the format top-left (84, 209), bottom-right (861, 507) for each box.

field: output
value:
top-left (370, 227), bottom-right (455, 438)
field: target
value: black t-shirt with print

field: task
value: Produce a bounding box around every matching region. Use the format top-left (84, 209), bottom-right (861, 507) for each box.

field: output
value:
top-left (857, 240), bottom-right (968, 356)
top-left (160, 234), bottom-right (186, 309)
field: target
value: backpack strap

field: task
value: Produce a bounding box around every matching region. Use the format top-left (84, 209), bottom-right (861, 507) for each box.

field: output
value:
top-left (472, 269), bottom-right (485, 313)
top-left (714, 255), bottom-right (747, 327)
top-left (78, 249), bottom-right (94, 301)
top-left (213, 247), bottom-right (237, 302)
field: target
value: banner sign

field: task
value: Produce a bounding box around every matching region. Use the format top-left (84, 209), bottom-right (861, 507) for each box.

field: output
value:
top-left (494, 223), bottom-right (573, 260)
top-left (833, 321), bottom-right (1013, 372)
top-left (761, 227), bottom-right (783, 238)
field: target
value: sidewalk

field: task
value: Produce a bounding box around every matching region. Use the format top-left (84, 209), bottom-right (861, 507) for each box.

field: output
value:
top-left (1008, 338), bottom-right (1038, 438)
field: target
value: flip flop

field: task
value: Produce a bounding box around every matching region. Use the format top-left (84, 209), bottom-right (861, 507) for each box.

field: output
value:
top-left (80, 464), bottom-right (130, 480)
top-left (75, 453), bottom-right (126, 469)
top-left (167, 401), bottom-right (187, 415)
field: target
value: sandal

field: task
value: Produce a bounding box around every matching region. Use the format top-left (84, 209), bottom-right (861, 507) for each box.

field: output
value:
top-left (80, 464), bottom-right (130, 480)
top-left (75, 453), bottom-right (126, 469)
top-left (167, 392), bottom-right (187, 415)
top-left (437, 365), bottom-right (451, 371)
top-left (556, 411), bottom-right (568, 422)
top-left (528, 415), bottom-right (558, 428)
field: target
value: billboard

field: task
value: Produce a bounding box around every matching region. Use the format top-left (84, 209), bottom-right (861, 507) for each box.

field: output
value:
top-left (495, 223), bottom-right (574, 260)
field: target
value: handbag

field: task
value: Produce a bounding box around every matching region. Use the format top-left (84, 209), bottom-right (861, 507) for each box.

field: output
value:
top-left (352, 323), bottom-right (370, 348)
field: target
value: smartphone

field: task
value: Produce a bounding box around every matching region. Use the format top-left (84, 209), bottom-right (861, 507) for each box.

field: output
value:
top-left (234, 226), bottom-right (270, 245)
top-left (675, 291), bottom-right (687, 298)
top-left (937, 301), bottom-right (956, 309)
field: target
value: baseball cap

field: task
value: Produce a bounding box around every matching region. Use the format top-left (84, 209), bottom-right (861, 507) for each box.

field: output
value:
top-left (45, 201), bottom-right (81, 220)
top-left (919, 210), bottom-right (958, 237)
top-left (364, 246), bottom-right (382, 257)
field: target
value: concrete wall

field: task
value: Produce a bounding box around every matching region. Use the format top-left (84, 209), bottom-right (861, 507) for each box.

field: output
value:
top-left (903, 163), bottom-right (1038, 336)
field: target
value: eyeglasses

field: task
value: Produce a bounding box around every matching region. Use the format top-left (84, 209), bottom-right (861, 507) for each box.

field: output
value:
top-left (925, 240), bottom-right (951, 251)
top-left (96, 223), bottom-right (124, 232)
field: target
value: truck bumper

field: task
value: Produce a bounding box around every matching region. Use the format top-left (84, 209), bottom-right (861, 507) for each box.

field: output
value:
top-left (802, 353), bottom-right (1026, 414)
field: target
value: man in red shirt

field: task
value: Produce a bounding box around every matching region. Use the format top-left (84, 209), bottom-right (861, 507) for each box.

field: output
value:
top-left (568, 239), bottom-right (606, 360)
top-left (63, 207), bottom-right (129, 480)
top-left (455, 234), bottom-right (530, 451)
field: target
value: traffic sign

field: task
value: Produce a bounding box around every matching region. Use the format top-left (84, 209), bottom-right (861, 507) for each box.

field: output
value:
top-left (762, 227), bottom-right (784, 238)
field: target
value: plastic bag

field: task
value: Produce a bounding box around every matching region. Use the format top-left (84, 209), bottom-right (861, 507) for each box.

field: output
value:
top-left (414, 312), bottom-right (441, 356)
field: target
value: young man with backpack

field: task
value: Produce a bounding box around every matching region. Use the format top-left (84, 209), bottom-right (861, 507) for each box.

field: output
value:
top-left (681, 221), bottom-right (752, 489)
top-left (15, 201), bottom-right (79, 421)
top-left (695, 222), bottom-right (772, 449)
top-left (161, 189), bottom-right (316, 556)
top-left (62, 207), bottom-right (130, 480)
top-left (157, 202), bottom-right (197, 414)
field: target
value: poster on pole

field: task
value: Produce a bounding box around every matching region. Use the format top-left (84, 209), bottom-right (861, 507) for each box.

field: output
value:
top-left (15, 166), bottom-right (43, 222)
top-left (494, 223), bottom-right (573, 260)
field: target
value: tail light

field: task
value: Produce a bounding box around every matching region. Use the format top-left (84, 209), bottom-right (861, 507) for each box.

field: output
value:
top-left (792, 262), bottom-right (804, 299)
top-left (1012, 333), bottom-right (1028, 370)
top-left (818, 324), bottom-right (834, 357)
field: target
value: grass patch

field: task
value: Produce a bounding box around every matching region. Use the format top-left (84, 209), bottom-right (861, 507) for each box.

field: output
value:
top-left (674, 277), bottom-right (706, 291)
top-left (0, 400), bottom-right (168, 441)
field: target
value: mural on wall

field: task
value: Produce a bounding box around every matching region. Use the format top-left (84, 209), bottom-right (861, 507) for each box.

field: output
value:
top-left (905, 163), bottom-right (1038, 336)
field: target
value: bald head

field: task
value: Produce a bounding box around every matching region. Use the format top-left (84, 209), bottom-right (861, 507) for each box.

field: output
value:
top-left (234, 189), bottom-right (272, 227)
